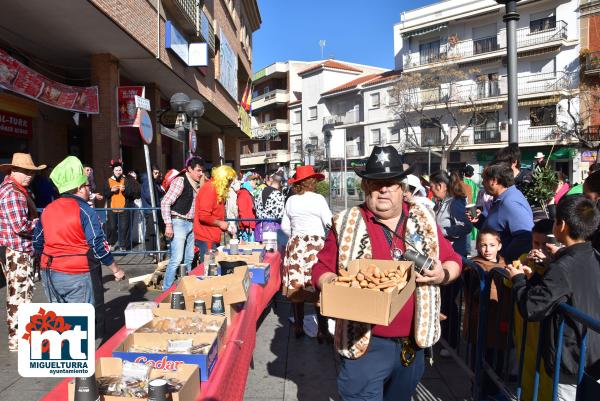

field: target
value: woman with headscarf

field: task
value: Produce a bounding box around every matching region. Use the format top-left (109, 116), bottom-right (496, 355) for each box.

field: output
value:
top-left (281, 165), bottom-right (333, 342)
top-left (103, 160), bottom-right (128, 251)
top-left (237, 174), bottom-right (257, 242)
top-left (194, 165), bottom-right (237, 263)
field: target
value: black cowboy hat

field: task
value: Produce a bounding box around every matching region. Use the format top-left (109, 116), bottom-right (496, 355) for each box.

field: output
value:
top-left (355, 145), bottom-right (412, 180)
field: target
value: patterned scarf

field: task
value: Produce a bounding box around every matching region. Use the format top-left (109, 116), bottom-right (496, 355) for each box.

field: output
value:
top-left (332, 200), bottom-right (441, 359)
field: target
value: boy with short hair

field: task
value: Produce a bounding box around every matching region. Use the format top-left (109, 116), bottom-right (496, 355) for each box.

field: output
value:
top-left (507, 196), bottom-right (600, 401)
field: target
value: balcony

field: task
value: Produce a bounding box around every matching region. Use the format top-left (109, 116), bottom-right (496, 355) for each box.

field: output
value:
top-left (162, 0), bottom-right (197, 33)
top-left (251, 89), bottom-right (290, 111)
top-left (473, 129), bottom-right (501, 144)
top-left (253, 62), bottom-right (290, 82)
top-left (251, 119), bottom-right (289, 139)
top-left (323, 109), bottom-right (361, 126)
top-left (240, 149), bottom-right (291, 166)
top-left (417, 72), bottom-right (575, 106)
top-left (403, 20), bottom-right (568, 69)
top-left (519, 123), bottom-right (560, 143)
top-left (421, 132), bottom-right (445, 146)
top-left (584, 51), bottom-right (600, 75)
top-left (580, 0), bottom-right (600, 17)
top-left (346, 144), bottom-right (364, 157)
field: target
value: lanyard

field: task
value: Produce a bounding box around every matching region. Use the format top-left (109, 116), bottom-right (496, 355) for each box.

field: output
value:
top-left (376, 213), bottom-right (406, 261)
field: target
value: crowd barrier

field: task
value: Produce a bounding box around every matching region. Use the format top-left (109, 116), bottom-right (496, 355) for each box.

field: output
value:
top-left (440, 258), bottom-right (600, 401)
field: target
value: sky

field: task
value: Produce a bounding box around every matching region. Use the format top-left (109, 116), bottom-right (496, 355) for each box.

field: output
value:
top-left (252, 0), bottom-right (436, 73)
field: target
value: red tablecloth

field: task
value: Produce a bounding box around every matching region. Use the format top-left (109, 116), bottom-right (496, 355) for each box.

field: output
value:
top-left (42, 251), bottom-right (282, 401)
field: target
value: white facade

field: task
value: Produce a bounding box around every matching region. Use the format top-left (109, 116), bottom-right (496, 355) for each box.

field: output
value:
top-left (391, 0), bottom-right (582, 179)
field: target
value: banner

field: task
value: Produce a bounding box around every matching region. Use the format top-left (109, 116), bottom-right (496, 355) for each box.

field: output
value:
top-left (0, 49), bottom-right (99, 114)
top-left (118, 86), bottom-right (145, 127)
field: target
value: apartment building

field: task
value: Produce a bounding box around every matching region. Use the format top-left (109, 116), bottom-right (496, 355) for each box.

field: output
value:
top-left (241, 60), bottom-right (314, 173)
top-left (394, 0), bottom-right (584, 180)
top-left (580, 0), bottom-right (600, 140)
top-left (0, 0), bottom-right (260, 186)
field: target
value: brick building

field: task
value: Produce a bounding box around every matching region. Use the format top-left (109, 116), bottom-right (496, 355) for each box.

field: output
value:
top-left (0, 0), bottom-right (260, 187)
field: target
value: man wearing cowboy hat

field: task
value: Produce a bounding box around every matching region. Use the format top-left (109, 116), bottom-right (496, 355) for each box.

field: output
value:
top-left (0, 153), bottom-right (46, 351)
top-left (33, 156), bottom-right (124, 339)
top-left (312, 146), bottom-right (462, 401)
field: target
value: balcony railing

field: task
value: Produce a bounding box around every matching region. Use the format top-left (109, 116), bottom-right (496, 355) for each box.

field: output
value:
top-left (519, 123), bottom-right (560, 143)
top-left (473, 129), bottom-right (501, 144)
top-left (323, 108), bottom-right (361, 126)
top-left (346, 144), bottom-right (364, 157)
top-left (403, 20), bottom-right (568, 68)
top-left (415, 72), bottom-right (575, 106)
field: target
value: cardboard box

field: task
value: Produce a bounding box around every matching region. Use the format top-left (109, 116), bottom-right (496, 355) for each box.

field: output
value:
top-left (206, 250), bottom-right (264, 265)
top-left (113, 324), bottom-right (221, 382)
top-left (124, 301), bottom-right (157, 330)
top-left (68, 357), bottom-right (200, 401)
top-left (248, 263), bottom-right (271, 286)
top-left (320, 260), bottom-right (416, 326)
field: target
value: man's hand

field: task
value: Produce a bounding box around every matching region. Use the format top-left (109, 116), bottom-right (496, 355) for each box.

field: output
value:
top-left (317, 272), bottom-right (337, 290)
top-left (108, 262), bottom-right (125, 281)
top-left (545, 243), bottom-right (561, 256)
top-left (95, 193), bottom-right (104, 201)
top-left (415, 259), bottom-right (447, 285)
top-left (466, 208), bottom-right (481, 224)
top-left (111, 186), bottom-right (119, 193)
top-left (217, 220), bottom-right (229, 231)
top-left (165, 224), bottom-right (174, 240)
top-left (227, 222), bottom-right (237, 235)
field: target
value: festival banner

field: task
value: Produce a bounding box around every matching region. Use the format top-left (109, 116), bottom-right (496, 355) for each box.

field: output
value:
top-left (0, 49), bottom-right (99, 114)
top-left (117, 86), bottom-right (145, 127)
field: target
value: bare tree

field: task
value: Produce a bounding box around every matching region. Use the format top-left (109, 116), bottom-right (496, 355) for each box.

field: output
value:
top-left (389, 65), bottom-right (493, 170)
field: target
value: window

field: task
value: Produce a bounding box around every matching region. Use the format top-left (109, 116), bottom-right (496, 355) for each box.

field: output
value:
top-left (263, 86), bottom-right (270, 95)
top-left (295, 139), bottom-right (302, 153)
top-left (389, 127), bottom-right (400, 143)
top-left (531, 58), bottom-right (556, 75)
top-left (420, 119), bottom-right (441, 145)
top-left (419, 40), bottom-right (441, 65)
top-left (308, 106), bottom-right (317, 120)
top-left (310, 136), bottom-right (318, 146)
top-left (370, 92), bottom-right (380, 109)
top-left (530, 106), bottom-right (556, 126)
top-left (293, 110), bottom-right (301, 124)
top-left (387, 89), bottom-right (398, 105)
top-left (474, 112), bottom-right (500, 144)
top-left (371, 128), bottom-right (381, 145)
top-left (530, 12), bottom-right (556, 33)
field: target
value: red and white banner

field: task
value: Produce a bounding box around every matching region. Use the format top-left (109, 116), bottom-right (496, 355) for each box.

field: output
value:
top-left (0, 110), bottom-right (33, 138)
top-left (118, 86), bottom-right (145, 127)
top-left (0, 49), bottom-right (99, 114)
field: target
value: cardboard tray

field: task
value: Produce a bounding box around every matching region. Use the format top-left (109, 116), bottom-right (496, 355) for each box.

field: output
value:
top-left (68, 357), bottom-right (200, 401)
top-left (320, 260), bottom-right (416, 326)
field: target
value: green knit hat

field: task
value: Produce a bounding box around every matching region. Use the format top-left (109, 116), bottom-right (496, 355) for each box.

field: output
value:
top-left (50, 156), bottom-right (88, 194)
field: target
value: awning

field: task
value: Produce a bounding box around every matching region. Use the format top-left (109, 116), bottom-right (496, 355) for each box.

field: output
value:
top-left (401, 23), bottom-right (448, 38)
top-left (518, 96), bottom-right (560, 107)
top-left (475, 147), bottom-right (577, 163)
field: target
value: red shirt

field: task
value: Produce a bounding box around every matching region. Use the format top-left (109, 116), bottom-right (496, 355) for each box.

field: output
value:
top-left (311, 203), bottom-right (462, 338)
top-left (236, 188), bottom-right (256, 229)
top-left (193, 180), bottom-right (225, 244)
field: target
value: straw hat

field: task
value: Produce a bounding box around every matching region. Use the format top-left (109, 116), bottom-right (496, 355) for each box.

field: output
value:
top-left (0, 153), bottom-right (46, 173)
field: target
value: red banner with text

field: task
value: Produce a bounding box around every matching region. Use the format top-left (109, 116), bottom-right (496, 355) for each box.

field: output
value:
top-left (0, 110), bottom-right (33, 138)
top-left (0, 49), bottom-right (99, 114)
top-left (118, 86), bottom-right (145, 127)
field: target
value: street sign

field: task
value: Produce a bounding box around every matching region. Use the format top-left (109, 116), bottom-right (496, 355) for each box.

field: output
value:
top-left (189, 127), bottom-right (197, 153)
top-left (135, 109), bottom-right (153, 144)
top-left (135, 95), bottom-right (151, 111)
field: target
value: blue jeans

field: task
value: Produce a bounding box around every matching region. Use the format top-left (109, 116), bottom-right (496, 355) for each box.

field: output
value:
top-left (195, 240), bottom-right (219, 267)
top-left (41, 266), bottom-right (105, 337)
top-left (337, 336), bottom-right (425, 401)
top-left (163, 218), bottom-right (195, 290)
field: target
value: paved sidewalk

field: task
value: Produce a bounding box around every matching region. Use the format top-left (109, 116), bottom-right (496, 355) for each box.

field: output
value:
top-left (0, 255), bottom-right (160, 401)
top-left (245, 297), bottom-right (472, 401)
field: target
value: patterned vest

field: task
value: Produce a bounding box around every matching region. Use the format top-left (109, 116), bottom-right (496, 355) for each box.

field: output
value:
top-left (332, 201), bottom-right (441, 359)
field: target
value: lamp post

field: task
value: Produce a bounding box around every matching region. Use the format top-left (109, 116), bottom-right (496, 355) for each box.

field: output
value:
top-left (496, 0), bottom-right (519, 145)
top-left (324, 130), bottom-right (333, 206)
top-left (170, 93), bottom-right (205, 159)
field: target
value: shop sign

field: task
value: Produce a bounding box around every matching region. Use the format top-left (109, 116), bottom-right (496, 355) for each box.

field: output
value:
top-left (134, 95), bottom-right (151, 111)
top-left (134, 109), bottom-right (153, 144)
top-left (0, 110), bottom-right (33, 138)
top-left (118, 86), bottom-right (145, 127)
top-left (582, 150), bottom-right (597, 163)
top-left (0, 49), bottom-right (99, 114)
top-left (239, 106), bottom-right (251, 137)
top-left (165, 21), bottom-right (208, 67)
top-left (218, 29), bottom-right (238, 100)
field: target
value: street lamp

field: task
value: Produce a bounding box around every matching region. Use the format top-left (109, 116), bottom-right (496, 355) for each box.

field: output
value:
top-left (170, 93), bottom-right (206, 157)
top-left (423, 137), bottom-right (434, 175)
top-left (324, 129), bottom-right (333, 206)
top-left (496, 0), bottom-right (519, 145)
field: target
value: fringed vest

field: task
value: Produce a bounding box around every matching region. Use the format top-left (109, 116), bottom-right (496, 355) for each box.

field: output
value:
top-left (332, 201), bottom-right (441, 359)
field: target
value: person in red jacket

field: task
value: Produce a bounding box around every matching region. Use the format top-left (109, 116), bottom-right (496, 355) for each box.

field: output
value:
top-left (237, 176), bottom-right (258, 241)
top-left (33, 156), bottom-right (124, 338)
top-left (193, 165), bottom-right (237, 263)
